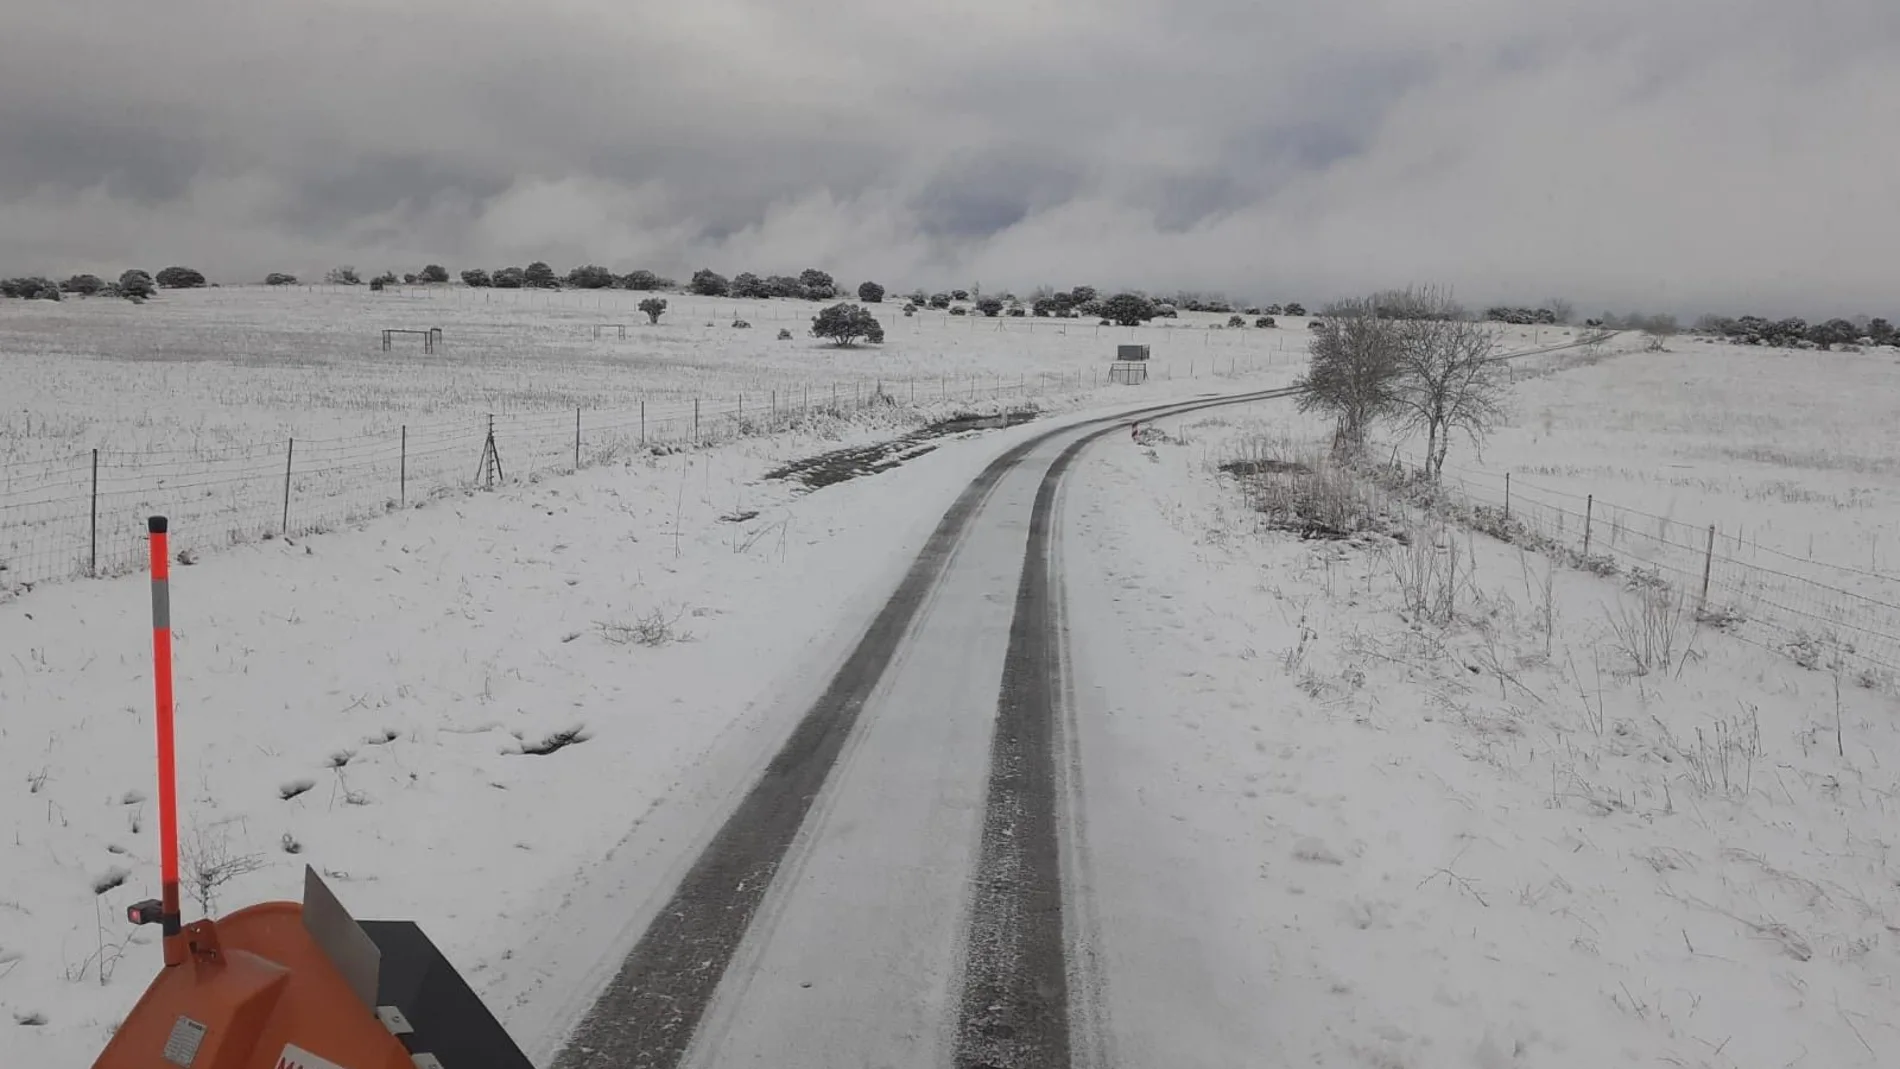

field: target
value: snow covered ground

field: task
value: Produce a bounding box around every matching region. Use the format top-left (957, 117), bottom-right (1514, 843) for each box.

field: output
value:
top-left (1067, 405), bottom-right (1900, 1067)
top-left (1375, 339), bottom-right (1900, 679)
top-left (8, 302), bottom-right (1891, 1069)
top-left (0, 286), bottom-right (1302, 588)
top-left (0, 285), bottom-right (1304, 468)
top-left (0, 378), bottom-right (1269, 1067)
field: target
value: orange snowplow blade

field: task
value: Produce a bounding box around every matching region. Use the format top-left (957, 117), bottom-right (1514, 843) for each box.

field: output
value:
top-left (94, 867), bottom-right (532, 1069)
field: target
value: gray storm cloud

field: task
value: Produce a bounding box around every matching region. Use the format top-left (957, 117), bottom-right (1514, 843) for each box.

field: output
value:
top-left (0, 0), bottom-right (1895, 316)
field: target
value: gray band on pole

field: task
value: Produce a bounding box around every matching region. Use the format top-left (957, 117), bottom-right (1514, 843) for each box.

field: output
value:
top-left (151, 578), bottom-right (170, 630)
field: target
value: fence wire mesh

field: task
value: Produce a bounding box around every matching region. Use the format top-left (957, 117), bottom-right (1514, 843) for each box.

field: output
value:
top-left (2, 359), bottom-right (1271, 595)
top-left (1369, 445), bottom-right (1900, 687)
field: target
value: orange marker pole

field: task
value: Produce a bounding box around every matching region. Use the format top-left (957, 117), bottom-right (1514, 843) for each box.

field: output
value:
top-left (147, 516), bottom-right (184, 967)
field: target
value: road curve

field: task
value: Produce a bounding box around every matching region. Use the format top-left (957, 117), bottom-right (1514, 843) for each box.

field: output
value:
top-left (550, 386), bottom-right (1296, 1069)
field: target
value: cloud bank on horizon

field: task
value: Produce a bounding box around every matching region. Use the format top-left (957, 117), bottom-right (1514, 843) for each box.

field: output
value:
top-left (1, 0), bottom-right (1894, 316)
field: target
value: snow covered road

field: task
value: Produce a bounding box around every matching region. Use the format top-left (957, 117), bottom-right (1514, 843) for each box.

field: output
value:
top-left (550, 387), bottom-right (1297, 1069)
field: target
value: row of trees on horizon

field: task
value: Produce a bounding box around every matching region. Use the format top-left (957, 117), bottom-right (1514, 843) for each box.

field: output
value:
top-left (0, 261), bottom-right (1890, 349)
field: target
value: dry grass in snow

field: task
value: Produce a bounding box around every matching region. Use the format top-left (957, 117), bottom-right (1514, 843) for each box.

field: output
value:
top-left (1065, 406), bottom-right (1900, 1066)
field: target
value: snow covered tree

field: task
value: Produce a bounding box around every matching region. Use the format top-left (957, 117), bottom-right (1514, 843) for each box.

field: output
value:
top-left (119, 270), bottom-right (157, 299)
top-left (155, 266), bottom-right (206, 289)
top-left (799, 269), bottom-right (837, 300)
top-left (1100, 292), bottom-right (1156, 327)
top-left (1294, 297), bottom-right (1402, 458)
top-left (810, 302), bottom-right (882, 346)
top-left (1387, 287), bottom-right (1508, 480)
top-left (566, 264), bottom-right (616, 289)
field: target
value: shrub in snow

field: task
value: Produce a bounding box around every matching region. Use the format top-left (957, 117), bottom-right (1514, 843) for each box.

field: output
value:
top-left (858, 280), bottom-right (885, 303)
top-left (62, 273), bottom-right (107, 294)
top-left (460, 269), bottom-right (491, 287)
top-left (621, 269), bottom-right (664, 291)
top-left (1257, 316), bottom-right (1276, 328)
top-left (690, 268), bottom-right (730, 297)
top-left (523, 261), bottom-right (559, 289)
top-left (777, 327), bottom-right (793, 340)
top-left (325, 266), bottom-right (361, 286)
top-left (639, 297), bottom-right (667, 323)
top-left (732, 318), bottom-right (751, 328)
top-left (419, 264), bottom-right (449, 283)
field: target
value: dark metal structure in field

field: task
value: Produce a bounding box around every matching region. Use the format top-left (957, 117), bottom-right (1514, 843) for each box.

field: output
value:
top-left (380, 327), bottom-right (444, 353)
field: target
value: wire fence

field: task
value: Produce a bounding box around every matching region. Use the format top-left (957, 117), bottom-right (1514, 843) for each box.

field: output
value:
top-left (0, 358), bottom-right (1273, 595)
top-left (1371, 446), bottom-right (1900, 688)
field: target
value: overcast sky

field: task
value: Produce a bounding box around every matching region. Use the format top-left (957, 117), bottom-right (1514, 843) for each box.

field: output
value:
top-left (1, 0), bottom-right (1895, 315)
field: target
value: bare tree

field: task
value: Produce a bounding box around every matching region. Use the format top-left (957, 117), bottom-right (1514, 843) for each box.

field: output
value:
top-left (1294, 296), bottom-right (1402, 458)
top-left (1544, 297), bottom-right (1575, 325)
top-left (1389, 287), bottom-right (1510, 481)
top-left (1641, 313), bottom-right (1680, 351)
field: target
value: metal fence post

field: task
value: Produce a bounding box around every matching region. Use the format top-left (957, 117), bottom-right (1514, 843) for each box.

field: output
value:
top-left (640, 401), bottom-right (646, 445)
top-left (400, 425), bottom-right (407, 507)
top-left (1583, 494), bottom-right (1594, 558)
top-left (575, 407), bottom-right (582, 470)
top-left (282, 438), bottom-right (295, 534)
top-left (694, 398), bottom-right (700, 443)
top-left (1504, 472), bottom-right (1511, 522)
top-left (89, 448), bottom-right (99, 577)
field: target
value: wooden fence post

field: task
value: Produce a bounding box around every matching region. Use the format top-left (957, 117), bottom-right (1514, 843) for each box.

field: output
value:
top-left (1701, 525), bottom-right (1716, 608)
top-left (282, 438), bottom-right (295, 534)
top-left (1583, 495), bottom-right (1594, 558)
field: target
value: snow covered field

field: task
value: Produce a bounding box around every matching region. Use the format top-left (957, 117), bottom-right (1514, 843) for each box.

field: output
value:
top-left (0, 286), bottom-right (1299, 588)
top-left (1074, 406), bottom-right (1900, 1067)
top-left (0, 373), bottom-right (1270, 1066)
